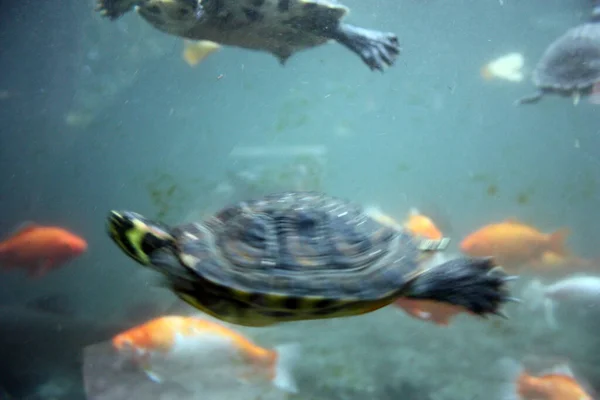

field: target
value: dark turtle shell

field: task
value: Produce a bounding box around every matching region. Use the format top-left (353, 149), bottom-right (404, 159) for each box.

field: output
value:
top-left (169, 192), bottom-right (444, 306)
top-left (533, 23), bottom-right (600, 91)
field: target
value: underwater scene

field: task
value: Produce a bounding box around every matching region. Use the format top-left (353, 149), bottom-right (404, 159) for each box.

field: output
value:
top-left (1, 0), bottom-right (600, 398)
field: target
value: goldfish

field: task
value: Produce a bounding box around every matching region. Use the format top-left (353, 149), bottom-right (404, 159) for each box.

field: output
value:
top-left (460, 219), bottom-right (569, 269)
top-left (182, 39), bottom-right (221, 67)
top-left (481, 52), bottom-right (525, 82)
top-left (112, 315), bottom-right (300, 393)
top-left (403, 208), bottom-right (443, 240)
top-left (500, 358), bottom-right (594, 400)
top-left (0, 223), bottom-right (87, 278)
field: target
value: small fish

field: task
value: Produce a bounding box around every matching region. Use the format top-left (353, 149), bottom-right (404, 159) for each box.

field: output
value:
top-left (460, 219), bottom-right (569, 270)
top-left (0, 223), bottom-right (87, 278)
top-left (112, 315), bottom-right (300, 393)
top-left (182, 39), bottom-right (221, 67)
top-left (499, 358), bottom-right (594, 400)
top-left (403, 208), bottom-right (443, 240)
top-left (525, 275), bottom-right (600, 328)
top-left (481, 52), bottom-right (525, 82)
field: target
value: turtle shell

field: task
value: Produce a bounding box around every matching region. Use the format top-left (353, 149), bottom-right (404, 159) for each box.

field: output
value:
top-left (533, 23), bottom-right (600, 92)
top-left (168, 192), bottom-right (445, 313)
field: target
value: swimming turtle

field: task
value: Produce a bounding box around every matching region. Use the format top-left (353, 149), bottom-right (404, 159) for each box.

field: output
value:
top-left (107, 191), bottom-right (516, 327)
top-left (516, 22), bottom-right (600, 105)
top-left (96, 0), bottom-right (400, 71)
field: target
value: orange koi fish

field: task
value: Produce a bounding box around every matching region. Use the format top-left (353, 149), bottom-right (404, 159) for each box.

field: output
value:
top-left (112, 315), bottom-right (300, 393)
top-left (460, 219), bottom-right (569, 269)
top-left (0, 223), bottom-right (87, 278)
top-left (403, 208), bottom-right (443, 240)
top-left (501, 359), bottom-right (594, 400)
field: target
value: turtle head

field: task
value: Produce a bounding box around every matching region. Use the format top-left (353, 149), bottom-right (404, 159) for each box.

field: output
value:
top-left (107, 211), bottom-right (176, 266)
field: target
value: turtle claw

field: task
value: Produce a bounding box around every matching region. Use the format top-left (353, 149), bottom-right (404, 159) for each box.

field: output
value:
top-left (515, 91), bottom-right (544, 105)
top-left (493, 310), bottom-right (509, 319)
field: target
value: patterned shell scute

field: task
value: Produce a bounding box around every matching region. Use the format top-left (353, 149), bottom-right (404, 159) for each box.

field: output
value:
top-left (533, 23), bottom-right (600, 90)
top-left (183, 192), bottom-right (423, 300)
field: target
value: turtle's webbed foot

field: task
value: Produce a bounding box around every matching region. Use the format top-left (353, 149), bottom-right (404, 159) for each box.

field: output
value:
top-left (514, 91), bottom-right (543, 105)
top-left (333, 24), bottom-right (400, 72)
top-left (95, 0), bottom-right (139, 20)
top-left (407, 257), bottom-right (518, 318)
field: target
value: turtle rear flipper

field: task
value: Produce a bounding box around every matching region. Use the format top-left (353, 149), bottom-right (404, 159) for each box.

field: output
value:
top-left (329, 24), bottom-right (400, 72)
top-left (515, 90), bottom-right (544, 105)
top-left (96, 0), bottom-right (142, 20)
top-left (403, 257), bottom-right (518, 317)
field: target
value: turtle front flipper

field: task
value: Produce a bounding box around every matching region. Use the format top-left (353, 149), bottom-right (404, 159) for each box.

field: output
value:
top-left (96, 0), bottom-right (143, 20)
top-left (329, 24), bottom-right (400, 72)
top-left (402, 257), bottom-right (518, 318)
top-left (514, 90), bottom-right (544, 105)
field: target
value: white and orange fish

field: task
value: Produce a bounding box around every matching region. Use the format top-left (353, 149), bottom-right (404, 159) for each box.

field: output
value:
top-left (112, 315), bottom-right (300, 393)
top-left (525, 275), bottom-right (600, 328)
top-left (0, 223), bottom-right (87, 278)
top-left (481, 52), bottom-right (525, 82)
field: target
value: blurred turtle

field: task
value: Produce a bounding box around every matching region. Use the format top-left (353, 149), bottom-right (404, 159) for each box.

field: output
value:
top-left (516, 22), bottom-right (600, 105)
top-left (96, 0), bottom-right (400, 71)
top-left (593, 0), bottom-right (600, 22)
top-left (107, 191), bottom-right (517, 327)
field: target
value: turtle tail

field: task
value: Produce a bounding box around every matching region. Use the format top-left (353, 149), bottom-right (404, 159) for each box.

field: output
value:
top-left (402, 257), bottom-right (519, 318)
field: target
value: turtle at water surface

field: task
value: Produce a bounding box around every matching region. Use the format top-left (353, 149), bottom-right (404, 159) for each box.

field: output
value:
top-left (516, 23), bottom-right (600, 105)
top-left (106, 191), bottom-right (517, 327)
top-left (96, 0), bottom-right (400, 71)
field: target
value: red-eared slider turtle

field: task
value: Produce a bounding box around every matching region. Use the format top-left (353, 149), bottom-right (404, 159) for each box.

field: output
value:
top-left (96, 0), bottom-right (400, 71)
top-left (107, 191), bottom-right (516, 327)
top-left (516, 22), bottom-right (600, 105)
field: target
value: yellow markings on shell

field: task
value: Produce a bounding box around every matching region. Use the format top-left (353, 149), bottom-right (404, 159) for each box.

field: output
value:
top-left (229, 288), bottom-right (252, 303)
top-left (296, 257), bottom-right (321, 267)
top-left (179, 253), bottom-right (201, 269)
top-left (176, 292), bottom-right (274, 327)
